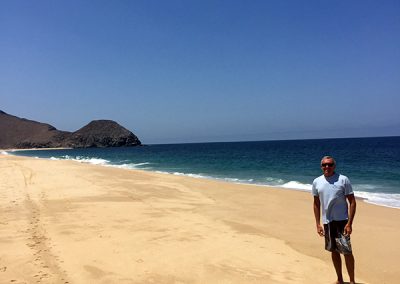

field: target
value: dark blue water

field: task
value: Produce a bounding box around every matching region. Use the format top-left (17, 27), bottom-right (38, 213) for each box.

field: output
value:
top-left (9, 136), bottom-right (400, 208)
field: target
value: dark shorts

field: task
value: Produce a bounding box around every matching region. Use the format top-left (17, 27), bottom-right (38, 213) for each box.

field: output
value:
top-left (324, 220), bottom-right (351, 253)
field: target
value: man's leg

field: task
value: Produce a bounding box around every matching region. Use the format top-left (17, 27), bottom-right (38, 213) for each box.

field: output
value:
top-left (344, 253), bottom-right (355, 284)
top-left (331, 251), bottom-right (343, 284)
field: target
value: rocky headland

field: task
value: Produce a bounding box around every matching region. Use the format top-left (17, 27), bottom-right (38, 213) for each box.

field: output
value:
top-left (0, 110), bottom-right (141, 149)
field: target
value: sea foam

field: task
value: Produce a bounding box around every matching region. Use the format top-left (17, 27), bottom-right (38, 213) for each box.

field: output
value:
top-left (280, 181), bottom-right (312, 191)
top-left (54, 155), bottom-right (109, 165)
top-left (113, 162), bottom-right (152, 170)
top-left (277, 181), bottom-right (400, 209)
top-left (354, 191), bottom-right (400, 209)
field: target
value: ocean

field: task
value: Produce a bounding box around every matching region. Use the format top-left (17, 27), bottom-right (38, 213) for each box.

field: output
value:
top-left (6, 136), bottom-right (400, 209)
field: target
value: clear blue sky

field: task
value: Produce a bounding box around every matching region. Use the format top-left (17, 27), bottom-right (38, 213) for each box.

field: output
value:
top-left (1, 0), bottom-right (399, 144)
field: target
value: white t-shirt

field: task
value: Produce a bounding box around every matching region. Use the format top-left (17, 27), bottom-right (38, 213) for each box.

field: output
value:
top-left (312, 173), bottom-right (354, 224)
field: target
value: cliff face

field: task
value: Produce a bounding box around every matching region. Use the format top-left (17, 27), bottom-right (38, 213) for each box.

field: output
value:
top-left (0, 110), bottom-right (142, 149)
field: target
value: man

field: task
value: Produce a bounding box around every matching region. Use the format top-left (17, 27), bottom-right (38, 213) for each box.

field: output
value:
top-left (312, 156), bottom-right (357, 284)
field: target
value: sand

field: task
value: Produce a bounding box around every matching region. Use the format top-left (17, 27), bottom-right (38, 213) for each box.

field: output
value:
top-left (0, 154), bottom-right (399, 284)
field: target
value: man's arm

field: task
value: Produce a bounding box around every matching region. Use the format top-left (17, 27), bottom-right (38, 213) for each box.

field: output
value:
top-left (313, 196), bottom-right (324, 236)
top-left (345, 194), bottom-right (356, 235)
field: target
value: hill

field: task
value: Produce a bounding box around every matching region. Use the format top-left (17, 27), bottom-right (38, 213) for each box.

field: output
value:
top-left (0, 110), bottom-right (141, 149)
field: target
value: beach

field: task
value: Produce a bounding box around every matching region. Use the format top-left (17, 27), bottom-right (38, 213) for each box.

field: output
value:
top-left (0, 154), bottom-right (399, 283)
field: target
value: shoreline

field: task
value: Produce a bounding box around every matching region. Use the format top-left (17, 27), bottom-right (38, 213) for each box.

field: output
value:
top-left (1, 154), bottom-right (399, 283)
top-left (3, 149), bottom-right (399, 210)
top-left (1, 147), bottom-right (73, 152)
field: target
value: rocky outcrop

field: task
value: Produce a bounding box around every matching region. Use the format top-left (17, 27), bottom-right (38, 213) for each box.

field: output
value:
top-left (64, 120), bottom-right (141, 148)
top-left (0, 110), bottom-right (142, 149)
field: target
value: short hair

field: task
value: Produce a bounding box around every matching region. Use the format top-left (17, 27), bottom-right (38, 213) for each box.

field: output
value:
top-left (321, 156), bottom-right (336, 166)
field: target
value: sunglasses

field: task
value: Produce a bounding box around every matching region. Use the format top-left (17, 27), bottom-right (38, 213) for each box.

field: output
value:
top-left (321, 163), bottom-right (335, 167)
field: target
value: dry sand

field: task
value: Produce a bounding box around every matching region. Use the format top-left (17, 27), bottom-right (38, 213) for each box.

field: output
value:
top-left (0, 154), bottom-right (399, 283)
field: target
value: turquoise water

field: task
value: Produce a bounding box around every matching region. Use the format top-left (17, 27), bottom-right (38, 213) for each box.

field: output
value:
top-left (7, 136), bottom-right (400, 208)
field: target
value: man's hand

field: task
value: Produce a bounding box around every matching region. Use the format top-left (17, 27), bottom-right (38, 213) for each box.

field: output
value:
top-left (316, 224), bottom-right (325, 236)
top-left (344, 223), bottom-right (352, 235)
